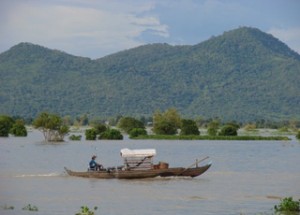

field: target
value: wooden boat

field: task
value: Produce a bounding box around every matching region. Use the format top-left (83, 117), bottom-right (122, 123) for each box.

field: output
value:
top-left (64, 148), bottom-right (211, 179)
top-left (64, 164), bottom-right (211, 179)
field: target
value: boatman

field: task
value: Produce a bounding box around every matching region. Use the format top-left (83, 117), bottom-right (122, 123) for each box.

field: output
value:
top-left (89, 155), bottom-right (103, 171)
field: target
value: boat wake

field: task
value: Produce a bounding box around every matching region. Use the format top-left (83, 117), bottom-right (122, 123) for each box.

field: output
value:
top-left (15, 172), bottom-right (61, 178)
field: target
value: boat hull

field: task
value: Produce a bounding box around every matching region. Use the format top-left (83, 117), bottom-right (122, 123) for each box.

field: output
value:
top-left (64, 163), bottom-right (211, 179)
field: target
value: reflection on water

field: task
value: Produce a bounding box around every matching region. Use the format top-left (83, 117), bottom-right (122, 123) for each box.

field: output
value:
top-left (0, 130), bottom-right (300, 215)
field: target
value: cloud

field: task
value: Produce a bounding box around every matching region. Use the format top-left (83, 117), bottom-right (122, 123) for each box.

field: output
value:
top-left (0, 0), bottom-right (169, 58)
top-left (268, 27), bottom-right (300, 54)
top-left (1, 0), bottom-right (300, 57)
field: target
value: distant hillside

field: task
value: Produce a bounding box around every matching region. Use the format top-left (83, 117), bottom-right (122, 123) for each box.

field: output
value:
top-left (0, 27), bottom-right (299, 122)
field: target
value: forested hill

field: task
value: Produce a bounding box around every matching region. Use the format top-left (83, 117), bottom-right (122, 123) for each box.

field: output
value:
top-left (0, 27), bottom-right (299, 122)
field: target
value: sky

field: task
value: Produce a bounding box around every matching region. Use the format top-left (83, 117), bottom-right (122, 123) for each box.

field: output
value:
top-left (1, 0), bottom-right (300, 59)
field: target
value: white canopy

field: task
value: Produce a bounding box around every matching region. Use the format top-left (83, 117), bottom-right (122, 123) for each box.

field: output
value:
top-left (120, 148), bottom-right (156, 158)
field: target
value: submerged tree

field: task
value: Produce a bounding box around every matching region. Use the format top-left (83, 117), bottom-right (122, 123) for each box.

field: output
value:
top-left (180, 119), bottom-right (200, 135)
top-left (85, 128), bottom-right (97, 140)
top-left (0, 116), bottom-right (28, 137)
top-left (33, 112), bottom-right (69, 142)
top-left (0, 115), bottom-right (15, 137)
top-left (274, 197), bottom-right (300, 213)
top-left (117, 116), bottom-right (145, 134)
top-left (207, 119), bottom-right (220, 136)
top-left (129, 128), bottom-right (147, 138)
top-left (99, 128), bottom-right (123, 140)
top-left (218, 124), bottom-right (238, 136)
top-left (10, 119), bottom-right (27, 137)
top-left (85, 122), bottom-right (108, 140)
top-left (152, 108), bottom-right (182, 135)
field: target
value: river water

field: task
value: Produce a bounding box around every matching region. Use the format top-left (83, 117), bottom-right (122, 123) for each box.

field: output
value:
top-left (0, 130), bottom-right (299, 215)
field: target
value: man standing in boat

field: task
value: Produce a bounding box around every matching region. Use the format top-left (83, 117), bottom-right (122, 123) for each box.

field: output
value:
top-left (89, 155), bottom-right (103, 171)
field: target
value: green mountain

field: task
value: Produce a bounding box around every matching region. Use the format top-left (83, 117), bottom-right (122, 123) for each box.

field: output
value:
top-left (0, 27), bottom-right (299, 122)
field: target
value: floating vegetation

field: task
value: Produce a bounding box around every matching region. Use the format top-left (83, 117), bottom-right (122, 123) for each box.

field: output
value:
top-left (133, 135), bottom-right (290, 141)
top-left (274, 197), bottom-right (300, 213)
top-left (69, 134), bottom-right (82, 141)
top-left (1, 204), bottom-right (14, 210)
top-left (22, 204), bottom-right (38, 212)
top-left (75, 206), bottom-right (98, 215)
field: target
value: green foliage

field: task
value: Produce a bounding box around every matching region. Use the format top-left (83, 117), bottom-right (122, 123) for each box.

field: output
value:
top-left (59, 125), bottom-right (69, 136)
top-left (85, 123), bottom-right (108, 140)
top-left (93, 123), bottom-right (107, 134)
top-left (152, 108), bottom-right (181, 135)
top-left (33, 112), bottom-right (69, 142)
top-left (218, 125), bottom-right (238, 136)
top-left (117, 117), bottom-right (145, 133)
top-left (207, 127), bottom-right (217, 136)
top-left (10, 119), bottom-right (27, 136)
top-left (0, 117), bottom-right (28, 137)
top-left (22, 204), bottom-right (38, 211)
top-left (296, 130), bottom-right (300, 140)
top-left (99, 128), bottom-right (123, 140)
top-left (129, 128), bottom-right (147, 138)
top-left (69, 134), bottom-right (82, 141)
top-left (274, 197), bottom-right (300, 212)
top-left (180, 119), bottom-right (200, 135)
top-left (133, 135), bottom-right (290, 141)
top-left (85, 128), bottom-right (97, 140)
top-left (153, 120), bottom-right (178, 135)
top-left (1, 27), bottom-right (300, 122)
top-left (207, 119), bottom-right (220, 136)
top-left (0, 115), bottom-right (15, 137)
top-left (75, 206), bottom-right (98, 215)
top-left (225, 121), bottom-right (240, 130)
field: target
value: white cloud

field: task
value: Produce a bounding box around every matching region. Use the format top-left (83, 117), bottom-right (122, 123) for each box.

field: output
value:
top-left (0, 0), bottom-right (169, 58)
top-left (1, 0), bottom-right (300, 57)
top-left (268, 27), bottom-right (300, 54)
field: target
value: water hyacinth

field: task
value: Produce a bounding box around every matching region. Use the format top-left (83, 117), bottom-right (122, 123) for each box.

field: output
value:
top-left (274, 197), bottom-right (300, 212)
top-left (75, 206), bottom-right (98, 215)
top-left (22, 204), bottom-right (38, 211)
